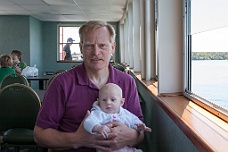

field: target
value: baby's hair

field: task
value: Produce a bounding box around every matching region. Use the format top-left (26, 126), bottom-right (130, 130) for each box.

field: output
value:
top-left (0, 54), bottom-right (13, 67)
top-left (99, 83), bottom-right (122, 98)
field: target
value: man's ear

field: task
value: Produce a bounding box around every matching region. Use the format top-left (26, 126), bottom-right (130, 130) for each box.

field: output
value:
top-left (79, 43), bottom-right (83, 54)
top-left (120, 98), bottom-right (125, 106)
top-left (111, 41), bottom-right (116, 54)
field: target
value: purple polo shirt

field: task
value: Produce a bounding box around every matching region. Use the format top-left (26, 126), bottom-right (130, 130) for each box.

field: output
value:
top-left (36, 63), bottom-right (143, 152)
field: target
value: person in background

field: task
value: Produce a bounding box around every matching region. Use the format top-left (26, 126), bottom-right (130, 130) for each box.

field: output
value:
top-left (34, 21), bottom-right (144, 152)
top-left (63, 37), bottom-right (75, 60)
top-left (11, 50), bottom-right (27, 75)
top-left (84, 83), bottom-right (151, 152)
top-left (0, 54), bottom-right (16, 83)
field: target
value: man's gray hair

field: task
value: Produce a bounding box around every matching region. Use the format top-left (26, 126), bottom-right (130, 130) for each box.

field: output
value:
top-left (79, 21), bottom-right (116, 43)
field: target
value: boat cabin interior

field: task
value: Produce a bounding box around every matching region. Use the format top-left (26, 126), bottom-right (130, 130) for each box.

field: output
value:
top-left (0, 0), bottom-right (227, 152)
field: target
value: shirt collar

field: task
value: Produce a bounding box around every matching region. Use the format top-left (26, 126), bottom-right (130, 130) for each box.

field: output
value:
top-left (76, 62), bottom-right (119, 88)
top-left (76, 62), bottom-right (90, 86)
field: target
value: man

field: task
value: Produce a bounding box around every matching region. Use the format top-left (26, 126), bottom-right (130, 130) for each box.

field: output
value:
top-left (63, 37), bottom-right (74, 60)
top-left (34, 21), bottom-right (144, 152)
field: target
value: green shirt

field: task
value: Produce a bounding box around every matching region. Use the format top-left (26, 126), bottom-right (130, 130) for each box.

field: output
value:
top-left (0, 68), bottom-right (16, 83)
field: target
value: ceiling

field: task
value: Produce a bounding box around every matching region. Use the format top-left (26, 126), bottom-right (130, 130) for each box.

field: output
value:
top-left (0, 0), bottom-right (128, 22)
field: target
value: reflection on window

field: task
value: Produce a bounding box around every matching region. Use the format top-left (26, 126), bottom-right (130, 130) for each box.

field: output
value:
top-left (58, 25), bottom-right (82, 62)
top-left (190, 0), bottom-right (228, 110)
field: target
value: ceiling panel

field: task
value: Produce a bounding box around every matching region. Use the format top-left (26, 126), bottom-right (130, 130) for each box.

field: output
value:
top-left (42, 0), bottom-right (75, 5)
top-left (0, 0), bottom-right (127, 22)
top-left (74, 0), bottom-right (107, 5)
top-left (9, 0), bottom-right (45, 5)
top-left (21, 5), bottom-right (53, 11)
top-left (0, 5), bottom-right (25, 11)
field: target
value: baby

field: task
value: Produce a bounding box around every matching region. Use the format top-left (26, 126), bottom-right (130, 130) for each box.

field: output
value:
top-left (0, 54), bottom-right (16, 83)
top-left (84, 83), bottom-right (151, 152)
top-left (11, 50), bottom-right (27, 75)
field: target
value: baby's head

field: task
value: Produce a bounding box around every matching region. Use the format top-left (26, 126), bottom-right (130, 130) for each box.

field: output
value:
top-left (0, 54), bottom-right (13, 68)
top-left (98, 83), bottom-right (124, 114)
top-left (11, 50), bottom-right (22, 63)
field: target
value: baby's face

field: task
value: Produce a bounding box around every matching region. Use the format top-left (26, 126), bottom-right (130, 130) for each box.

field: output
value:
top-left (98, 87), bottom-right (123, 114)
top-left (11, 54), bottom-right (19, 63)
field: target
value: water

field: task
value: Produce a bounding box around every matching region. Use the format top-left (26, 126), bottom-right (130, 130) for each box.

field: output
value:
top-left (192, 60), bottom-right (228, 110)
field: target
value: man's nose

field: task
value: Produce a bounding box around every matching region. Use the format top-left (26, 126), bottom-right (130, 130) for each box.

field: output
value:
top-left (92, 44), bottom-right (100, 54)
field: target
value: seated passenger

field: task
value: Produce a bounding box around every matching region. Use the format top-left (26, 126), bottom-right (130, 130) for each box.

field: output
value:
top-left (84, 83), bottom-right (151, 152)
top-left (11, 50), bottom-right (27, 75)
top-left (0, 54), bottom-right (16, 83)
top-left (34, 21), bottom-right (144, 152)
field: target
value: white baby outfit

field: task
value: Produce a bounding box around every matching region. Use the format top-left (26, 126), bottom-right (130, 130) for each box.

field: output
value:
top-left (84, 101), bottom-right (143, 152)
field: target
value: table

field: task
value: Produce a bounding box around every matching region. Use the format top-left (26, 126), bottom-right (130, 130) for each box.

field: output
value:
top-left (26, 75), bottom-right (52, 90)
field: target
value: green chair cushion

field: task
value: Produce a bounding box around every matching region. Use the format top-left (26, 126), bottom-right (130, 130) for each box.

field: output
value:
top-left (3, 128), bottom-right (35, 145)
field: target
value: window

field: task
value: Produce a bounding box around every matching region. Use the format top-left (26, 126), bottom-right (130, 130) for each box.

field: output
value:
top-left (187, 0), bottom-right (228, 111)
top-left (57, 24), bottom-right (82, 62)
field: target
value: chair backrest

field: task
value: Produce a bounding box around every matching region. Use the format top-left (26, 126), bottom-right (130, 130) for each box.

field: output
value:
top-left (0, 83), bottom-right (41, 132)
top-left (54, 70), bottom-right (66, 75)
top-left (46, 70), bottom-right (66, 88)
top-left (112, 63), bottom-right (126, 72)
top-left (0, 74), bottom-right (29, 89)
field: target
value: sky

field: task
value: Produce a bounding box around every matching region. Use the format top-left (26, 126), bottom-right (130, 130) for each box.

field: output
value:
top-left (191, 0), bottom-right (228, 52)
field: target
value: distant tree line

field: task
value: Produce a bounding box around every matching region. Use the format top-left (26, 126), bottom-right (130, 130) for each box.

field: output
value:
top-left (192, 52), bottom-right (228, 60)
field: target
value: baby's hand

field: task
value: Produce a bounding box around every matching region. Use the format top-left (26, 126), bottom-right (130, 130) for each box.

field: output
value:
top-left (135, 123), bottom-right (152, 132)
top-left (97, 125), bottom-right (111, 138)
top-left (14, 65), bottom-right (21, 73)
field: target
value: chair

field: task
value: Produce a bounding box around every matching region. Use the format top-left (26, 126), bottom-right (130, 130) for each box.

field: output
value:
top-left (112, 62), bottom-right (126, 72)
top-left (46, 74), bottom-right (57, 88)
top-left (54, 70), bottom-right (66, 75)
top-left (0, 83), bottom-right (41, 151)
top-left (0, 73), bottom-right (29, 89)
top-left (46, 70), bottom-right (66, 88)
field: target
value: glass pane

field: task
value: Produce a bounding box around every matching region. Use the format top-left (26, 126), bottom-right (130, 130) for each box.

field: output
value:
top-left (59, 26), bottom-right (80, 43)
top-left (59, 44), bottom-right (82, 61)
top-left (191, 0), bottom-right (228, 110)
top-left (58, 25), bottom-right (82, 61)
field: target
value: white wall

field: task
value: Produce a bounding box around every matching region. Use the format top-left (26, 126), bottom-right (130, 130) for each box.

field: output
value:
top-left (157, 0), bottom-right (184, 93)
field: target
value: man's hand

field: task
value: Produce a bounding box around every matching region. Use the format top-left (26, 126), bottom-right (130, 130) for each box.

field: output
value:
top-left (105, 121), bottom-right (144, 151)
top-left (74, 111), bottom-right (117, 151)
top-left (34, 111), bottom-right (118, 151)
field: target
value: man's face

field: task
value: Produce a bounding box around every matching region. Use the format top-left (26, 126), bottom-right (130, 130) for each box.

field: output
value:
top-left (80, 27), bottom-right (116, 71)
top-left (68, 41), bottom-right (73, 46)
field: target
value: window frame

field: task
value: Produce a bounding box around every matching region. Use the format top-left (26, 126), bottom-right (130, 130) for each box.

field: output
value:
top-left (184, 0), bottom-right (228, 121)
top-left (57, 23), bottom-right (83, 63)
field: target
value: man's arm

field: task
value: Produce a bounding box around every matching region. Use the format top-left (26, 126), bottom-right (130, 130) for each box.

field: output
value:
top-left (62, 51), bottom-right (66, 60)
top-left (34, 126), bottom-right (77, 150)
top-left (34, 111), bottom-right (117, 151)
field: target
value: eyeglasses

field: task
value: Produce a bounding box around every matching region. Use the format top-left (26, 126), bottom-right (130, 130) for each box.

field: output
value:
top-left (82, 43), bottom-right (109, 51)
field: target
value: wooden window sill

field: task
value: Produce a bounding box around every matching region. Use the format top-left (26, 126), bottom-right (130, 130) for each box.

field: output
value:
top-left (133, 72), bottom-right (228, 152)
